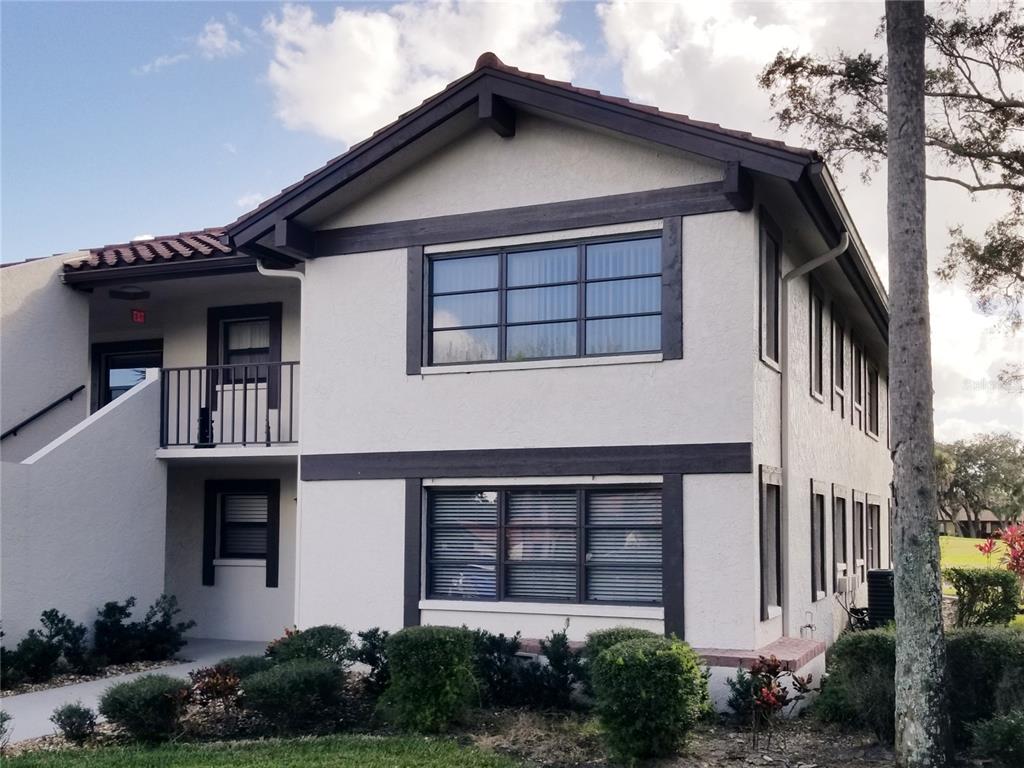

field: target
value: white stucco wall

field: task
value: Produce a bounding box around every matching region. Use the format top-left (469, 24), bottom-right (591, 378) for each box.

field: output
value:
top-left (0, 256), bottom-right (90, 462)
top-left (164, 461), bottom-right (297, 642)
top-left (0, 373), bottom-right (166, 641)
top-left (751, 200), bottom-right (892, 650)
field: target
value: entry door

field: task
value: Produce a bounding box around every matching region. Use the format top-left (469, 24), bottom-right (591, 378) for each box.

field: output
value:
top-left (92, 340), bottom-right (163, 411)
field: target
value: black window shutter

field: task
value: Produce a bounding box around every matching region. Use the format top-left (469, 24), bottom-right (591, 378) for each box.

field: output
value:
top-left (202, 482), bottom-right (218, 586)
top-left (265, 480), bottom-right (281, 588)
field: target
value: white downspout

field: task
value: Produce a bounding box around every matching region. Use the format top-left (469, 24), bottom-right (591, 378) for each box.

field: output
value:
top-left (255, 259), bottom-right (305, 629)
top-left (779, 231), bottom-right (849, 636)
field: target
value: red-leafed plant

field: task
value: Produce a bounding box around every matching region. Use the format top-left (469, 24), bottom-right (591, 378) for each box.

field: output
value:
top-left (729, 655), bottom-right (817, 749)
top-left (976, 537), bottom-right (998, 566)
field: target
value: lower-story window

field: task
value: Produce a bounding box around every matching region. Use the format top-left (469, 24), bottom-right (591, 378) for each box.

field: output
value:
top-left (426, 486), bottom-right (662, 605)
top-left (810, 481), bottom-right (827, 599)
top-left (760, 466), bottom-right (783, 620)
top-left (867, 502), bottom-right (882, 570)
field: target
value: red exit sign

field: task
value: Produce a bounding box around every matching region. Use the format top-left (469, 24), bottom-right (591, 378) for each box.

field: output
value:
top-left (131, 308), bottom-right (146, 324)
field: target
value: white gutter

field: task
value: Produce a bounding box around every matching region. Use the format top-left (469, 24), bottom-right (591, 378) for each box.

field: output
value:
top-left (255, 258), bottom-right (306, 629)
top-left (779, 231), bottom-right (849, 636)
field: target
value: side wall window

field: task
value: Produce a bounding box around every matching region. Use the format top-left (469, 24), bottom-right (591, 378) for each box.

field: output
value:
top-left (853, 493), bottom-right (866, 582)
top-left (810, 481), bottom-right (827, 599)
top-left (832, 485), bottom-right (848, 593)
top-left (760, 466), bottom-right (783, 619)
top-left (810, 287), bottom-right (824, 399)
top-left (760, 216), bottom-right (781, 366)
top-left (867, 501), bottom-right (882, 570)
top-left (866, 364), bottom-right (880, 436)
top-left (831, 309), bottom-right (845, 416)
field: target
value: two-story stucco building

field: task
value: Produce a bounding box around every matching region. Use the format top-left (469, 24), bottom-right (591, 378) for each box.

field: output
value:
top-left (0, 54), bottom-right (892, 706)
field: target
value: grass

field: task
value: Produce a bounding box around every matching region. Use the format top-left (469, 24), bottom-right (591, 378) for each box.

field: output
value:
top-left (3, 735), bottom-right (522, 768)
top-left (939, 535), bottom-right (1024, 627)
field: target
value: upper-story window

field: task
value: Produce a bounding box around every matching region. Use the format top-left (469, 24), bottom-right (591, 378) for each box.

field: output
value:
top-left (832, 310), bottom-right (846, 416)
top-left (760, 220), bottom-right (781, 366)
top-left (866, 363), bottom-right (880, 437)
top-left (852, 342), bottom-right (865, 429)
top-left (427, 235), bottom-right (662, 365)
top-left (809, 287), bottom-right (824, 399)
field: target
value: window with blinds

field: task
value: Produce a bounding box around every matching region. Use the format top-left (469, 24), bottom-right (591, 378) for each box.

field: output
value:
top-left (219, 492), bottom-right (270, 559)
top-left (426, 487), bottom-right (662, 605)
top-left (427, 234), bottom-right (663, 365)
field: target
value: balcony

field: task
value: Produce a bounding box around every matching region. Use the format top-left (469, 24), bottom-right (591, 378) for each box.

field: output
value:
top-left (160, 362), bottom-right (299, 448)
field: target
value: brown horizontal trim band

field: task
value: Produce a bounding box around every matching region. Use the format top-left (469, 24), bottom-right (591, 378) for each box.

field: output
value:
top-left (61, 255), bottom-right (257, 286)
top-left (301, 442), bottom-right (753, 481)
top-left (315, 181), bottom-right (736, 256)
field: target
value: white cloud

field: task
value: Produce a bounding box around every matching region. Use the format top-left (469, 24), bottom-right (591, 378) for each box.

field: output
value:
top-left (198, 20), bottom-right (243, 59)
top-left (223, 142), bottom-right (238, 155)
top-left (133, 53), bottom-right (189, 76)
top-left (262, 1), bottom-right (582, 145)
top-left (236, 193), bottom-right (265, 210)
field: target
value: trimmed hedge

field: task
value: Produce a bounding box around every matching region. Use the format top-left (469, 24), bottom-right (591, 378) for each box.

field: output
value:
top-left (382, 626), bottom-right (476, 733)
top-left (50, 702), bottom-right (97, 746)
top-left (266, 625), bottom-right (353, 667)
top-left (98, 674), bottom-right (190, 742)
top-left (581, 626), bottom-right (658, 694)
top-left (591, 636), bottom-right (708, 761)
top-left (243, 659), bottom-right (347, 733)
top-left (815, 626), bottom-right (1024, 746)
top-left (218, 654), bottom-right (275, 680)
top-left (944, 568), bottom-right (1021, 627)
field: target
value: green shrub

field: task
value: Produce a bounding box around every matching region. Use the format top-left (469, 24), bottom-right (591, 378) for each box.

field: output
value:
top-left (218, 654), bottom-right (275, 680)
top-left (267, 625), bottom-right (353, 667)
top-left (50, 701), bottom-right (97, 746)
top-left (469, 628), bottom-right (521, 706)
top-left (38, 610), bottom-right (89, 672)
top-left (581, 626), bottom-right (657, 694)
top-left (354, 628), bottom-right (390, 695)
top-left (971, 710), bottom-right (1024, 767)
top-left (382, 626), bottom-right (476, 732)
top-left (98, 674), bottom-right (190, 741)
top-left (11, 632), bottom-right (62, 684)
top-left (242, 659), bottom-right (347, 733)
top-left (591, 636), bottom-right (708, 761)
top-left (815, 626), bottom-right (1024, 747)
top-left (945, 568), bottom-right (1022, 627)
top-left (0, 645), bottom-right (25, 690)
top-left (514, 626), bottom-right (584, 709)
top-left (93, 596), bottom-right (194, 665)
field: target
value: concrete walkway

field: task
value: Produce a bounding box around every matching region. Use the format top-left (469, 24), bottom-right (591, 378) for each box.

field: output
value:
top-left (1, 638), bottom-right (265, 743)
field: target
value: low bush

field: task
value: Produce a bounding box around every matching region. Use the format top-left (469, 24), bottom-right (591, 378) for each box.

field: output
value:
top-left (971, 710), bottom-right (1024, 767)
top-left (98, 674), bottom-right (190, 742)
top-left (470, 629), bottom-right (522, 706)
top-left (10, 633), bottom-right (62, 684)
top-left (514, 627), bottom-right (584, 709)
top-left (242, 659), bottom-right (347, 734)
top-left (189, 665), bottom-right (241, 709)
top-left (38, 610), bottom-right (89, 672)
top-left (218, 654), bottom-right (275, 680)
top-left (0, 645), bottom-right (25, 690)
top-left (382, 626), bottom-right (476, 733)
top-left (93, 596), bottom-right (194, 665)
top-left (354, 628), bottom-right (390, 695)
top-left (815, 626), bottom-right (1024, 747)
top-left (945, 568), bottom-right (1021, 627)
top-left (267, 625), bottom-right (353, 667)
top-left (591, 636), bottom-right (708, 761)
top-left (581, 626), bottom-right (657, 694)
top-left (50, 701), bottom-right (97, 746)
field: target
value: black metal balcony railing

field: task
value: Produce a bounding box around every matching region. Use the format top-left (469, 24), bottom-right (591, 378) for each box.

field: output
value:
top-left (160, 362), bottom-right (299, 448)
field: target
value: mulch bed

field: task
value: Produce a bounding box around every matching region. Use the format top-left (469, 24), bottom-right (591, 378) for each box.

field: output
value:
top-left (0, 658), bottom-right (186, 698)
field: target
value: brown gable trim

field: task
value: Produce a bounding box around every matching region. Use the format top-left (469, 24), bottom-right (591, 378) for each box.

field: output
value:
top-left (226, 67), bottom-right (812, 249)
top-left (316, 179), bottom-right (739, 256)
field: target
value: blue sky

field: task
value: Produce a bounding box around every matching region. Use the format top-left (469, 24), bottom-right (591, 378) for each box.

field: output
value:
top-left (2, 1), bottom-right (1020, 439)
top-left (1, 1), bottom-right (613, 261)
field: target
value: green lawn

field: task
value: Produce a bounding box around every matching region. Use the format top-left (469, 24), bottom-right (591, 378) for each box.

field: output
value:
top-left (940, 535), bottom-right (1024, 627)
top-left (4, 735), bottom-right (521, 768)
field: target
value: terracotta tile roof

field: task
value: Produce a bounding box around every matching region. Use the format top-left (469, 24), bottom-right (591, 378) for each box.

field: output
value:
top-left (63, 228), bottom-right (235, 272)
top-left (227, 52), bottom-right (817, 234)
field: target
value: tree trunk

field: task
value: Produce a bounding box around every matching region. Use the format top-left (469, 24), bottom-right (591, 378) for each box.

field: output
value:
top-left (886, 3), bottom-right (950, 766)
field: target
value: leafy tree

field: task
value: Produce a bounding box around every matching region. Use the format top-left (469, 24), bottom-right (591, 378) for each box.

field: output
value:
top-left (885, 3), bottom-right (951, 766)
top-left (936, 433), bottom-right (1024, 536)
top-left (760, 2), bottom-right (1023, 386)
